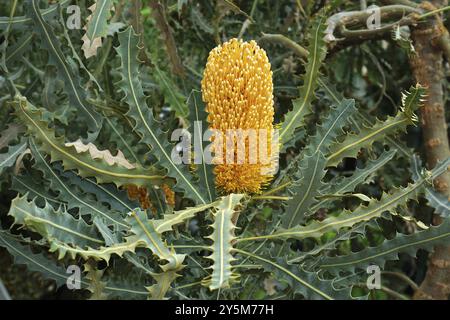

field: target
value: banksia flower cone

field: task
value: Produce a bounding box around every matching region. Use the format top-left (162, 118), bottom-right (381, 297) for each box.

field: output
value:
top-left (201, 38), bottom-right (275, 194)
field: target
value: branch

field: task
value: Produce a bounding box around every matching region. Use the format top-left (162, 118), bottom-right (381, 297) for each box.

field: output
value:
top-left (379, 0), bottom-right (420, 8)
top-left (149, 0), bottom-right (185, 77)
top-left (408, 0), bottom-right (450, 300)
top-left (260, 4), bottom-right (448, 57)
top-left (259, 33), bottom-right (309, 59)
top-left (325, 5), bottom-right (421, 44)
top-left (437, 31), bottom-right (450, 61)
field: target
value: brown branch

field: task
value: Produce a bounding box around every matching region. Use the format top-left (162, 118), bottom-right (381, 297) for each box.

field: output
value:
top-left (380, 0), bottom-right (420, 8)
top-left (261, 2), bottom-right (446, 56)
top-left (408, 0), bottom-right (450, 300)
top-left (324, 4), bottom-right (423, 53)
top-left (325, 5), bottom-right (421, 40)
top-left (149, 0), bottom-right (185, 77)
top-left (338, 15), bottom-right (415, 39)
top-left (437, 31), bottom-right (450, 61)
top-left (259, 33), bottom-right (309, 59)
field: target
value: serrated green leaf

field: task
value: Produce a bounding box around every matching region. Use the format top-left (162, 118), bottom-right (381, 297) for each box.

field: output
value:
top-left (0, 123), bottom-right (24, 149)
top-left (190, 7), bottom-right (214, 34)
top-left (57, 169), bottom-right (138, 213)
top-left (246, 158), bottom-right (450, 242)
top-left (29, 138), bottom-right (129, 229)
top-left (5, 33), bottom-right (33, 65)
top-left (12, 95), bottom-right (165, 191)
top-left (27, 0), bottom-right (103, 134)
top-left (8, 194), bottom-right (103, 249)
top-left (425, 189), bottom-right (450, 218)
top-left (318, 77), bottom-right (414, 159)
top-left (0, 230), bottom-right (147, 297)
top-left (279, 16), bottom-right (327, 148)
top-left (47, 238), bottom-right (139, 262)
top-left (321, 218), bottom-right (450, 273)
top-left (0, 142), bottom-right (26, 175)
top-left (154, 201), bottom-right (219, 234)
top-left (126, 208), bottom-right (185, 272)
top-left (86, 0), bottom-right (113, 41)
top-left (93, 217), bottom-right (157, 275)
top-left (203, 194), bottom-right (243, 290)
top-left (282, 152), bottom-right (327, 228)
top-left (235, 249), bottom-right (351, 300)
top-left (312, 149), bottom-right (397, 211)
top-left (0, 0), bottom-right (71, 30)
top-left (327, 150), bottom-right (396, 195)
top-left (116, 27), bottom-right (206, 204)
top-left (154, 66), bottom-right (188, 118)
top-left (146, 270), bottom-right (178, 300)
top-left (12, 174), bottom-right (64, 206)
top-left (410, 155), bottom-right (450, 218)
top-left (188, 91), bottom-right (216, 203)
top-left (280, 99), bottom-right (357, 226)
top-left (0, 231), bottom-right (73, 288)
top-left (305, 99), bottom-right (356, 156)
top-left (326, 85), bottom-right (424, 166)
top-left (58, 6), bottom-right (103, 91)
top-left (84, 262), bottom-right (108, 300)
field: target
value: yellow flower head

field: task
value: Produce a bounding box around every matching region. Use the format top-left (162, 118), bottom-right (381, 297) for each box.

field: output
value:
top-left (201, 38), bottom-right (275, 194)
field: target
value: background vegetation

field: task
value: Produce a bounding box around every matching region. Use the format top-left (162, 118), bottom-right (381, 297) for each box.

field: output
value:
top-left (0, 0), bottom-right (449, 300)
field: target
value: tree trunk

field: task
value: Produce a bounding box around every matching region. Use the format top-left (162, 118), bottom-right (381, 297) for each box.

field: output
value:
top-left (409, 0), bottom-right (450, 300)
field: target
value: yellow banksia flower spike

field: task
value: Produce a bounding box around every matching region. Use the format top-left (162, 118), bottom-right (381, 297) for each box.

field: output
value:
top-left (201, 38), bottom-right (276, 194)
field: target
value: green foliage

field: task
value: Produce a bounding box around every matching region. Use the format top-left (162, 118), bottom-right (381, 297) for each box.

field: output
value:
top-left (321, 218), bottom-right (450, 273)
top-left (13, 97), bottom-right (164, 190)
top-left (0, 0), bottom-right (448, 301)
top-left (85, 0), bottom-right (114, 41)
top-left (203, 194), bottom-right (243, 290)
top-left (27, 0), bottom-right (103, 136)
top-left (116, 27), bottom-right (205, 204)
top-left (0, 142), bottom-right (26, 175)
top-left (279, 16), bottom-right (327, 149)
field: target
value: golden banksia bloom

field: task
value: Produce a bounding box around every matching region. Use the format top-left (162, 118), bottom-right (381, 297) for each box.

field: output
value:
top-left (201, 38), bottom-right (276, 194)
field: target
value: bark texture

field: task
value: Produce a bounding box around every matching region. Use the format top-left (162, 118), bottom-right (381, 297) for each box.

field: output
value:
top-left (409, 0), bottom-right (450, 300)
